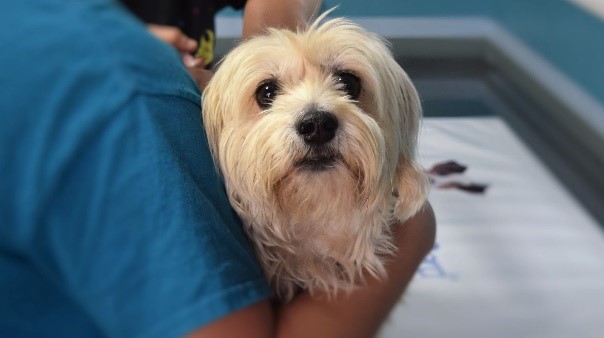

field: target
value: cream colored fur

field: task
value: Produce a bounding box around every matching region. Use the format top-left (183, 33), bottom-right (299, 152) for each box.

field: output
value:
top-left (202, 15), bottom-right (429, 302)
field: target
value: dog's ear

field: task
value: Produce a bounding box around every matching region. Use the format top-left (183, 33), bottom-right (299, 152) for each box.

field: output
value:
top-left (393, 160), bottom-right (429, 222)
top-left (389, 65), bottom-right (430, 222)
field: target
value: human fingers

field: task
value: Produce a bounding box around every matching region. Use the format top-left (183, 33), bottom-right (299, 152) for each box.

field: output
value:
top-left (182, 54), bottom-right (205, 68)
top-left (148, 24), bottom-right (198, 53)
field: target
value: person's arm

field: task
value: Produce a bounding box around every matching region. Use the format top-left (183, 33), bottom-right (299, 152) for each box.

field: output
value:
top-left (187, 202), bottom-right (437, 338)
top-left (242, 0), bottom-right (322, 39)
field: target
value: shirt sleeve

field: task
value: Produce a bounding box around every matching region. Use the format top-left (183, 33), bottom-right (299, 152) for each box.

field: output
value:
top-left (32, 92), bottom-right (271, 338)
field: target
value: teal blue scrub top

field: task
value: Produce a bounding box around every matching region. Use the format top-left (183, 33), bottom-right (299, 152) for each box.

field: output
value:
top-left (0, 1), bottom-right (271, 337)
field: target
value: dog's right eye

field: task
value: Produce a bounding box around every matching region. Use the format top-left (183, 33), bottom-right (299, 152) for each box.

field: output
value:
top-left (255, 80), bottom-right (279, 109)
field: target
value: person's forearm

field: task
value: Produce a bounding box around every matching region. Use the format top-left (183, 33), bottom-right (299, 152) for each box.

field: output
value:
top-left (186, 203), bottom-right (435, 338)
top-left (276, 203), bottom-right (436, 338)
top-left (242, 0), bottom-right (322, 39)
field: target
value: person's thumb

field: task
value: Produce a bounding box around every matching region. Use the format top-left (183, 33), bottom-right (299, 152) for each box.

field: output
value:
top-left (174, 34), bottom-right (198, 54)
top-left (182, 54), bottom-right (205, 68)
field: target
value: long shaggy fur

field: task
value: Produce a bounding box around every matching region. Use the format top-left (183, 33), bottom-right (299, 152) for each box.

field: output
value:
top-left (202, 14), bottom-right (429, 302)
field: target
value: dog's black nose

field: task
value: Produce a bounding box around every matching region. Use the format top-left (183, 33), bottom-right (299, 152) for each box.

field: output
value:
top-left (296, 111), bottom-right (339, 145)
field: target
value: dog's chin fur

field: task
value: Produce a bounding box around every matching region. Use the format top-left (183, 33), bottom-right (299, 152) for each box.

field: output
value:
top-left (202, 13), bottom-right (429, 302)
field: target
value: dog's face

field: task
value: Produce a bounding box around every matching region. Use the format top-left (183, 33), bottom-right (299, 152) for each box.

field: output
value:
top-left (202, 17), bottom-right (428, 299)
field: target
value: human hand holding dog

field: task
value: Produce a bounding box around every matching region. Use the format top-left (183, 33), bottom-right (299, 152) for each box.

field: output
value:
top-left (187, 202), bottom-right (436, 338)
top-left (147, 24), bottom-right (212, 89)
top-left (148, 24), bottom-right (198, 54)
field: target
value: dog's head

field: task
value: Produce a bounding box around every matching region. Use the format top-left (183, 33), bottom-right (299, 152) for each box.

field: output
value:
top-left (202, 16), bottom-right (428, 233)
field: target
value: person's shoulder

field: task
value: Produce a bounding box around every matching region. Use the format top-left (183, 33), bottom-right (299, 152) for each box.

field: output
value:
top-left (0, 0), bottom-right (203, 207)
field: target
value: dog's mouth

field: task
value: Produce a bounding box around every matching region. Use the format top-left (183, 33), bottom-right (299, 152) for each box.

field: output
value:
top-left (297, 156), bottom-right (339, 171)
top-left (295, 149), bottom-right (342, 172)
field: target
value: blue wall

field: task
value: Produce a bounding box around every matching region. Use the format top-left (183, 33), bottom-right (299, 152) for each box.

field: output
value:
top-left (320, 0), bottom-right (489, 16)
top-left (321, 0), bottom-right (604, 105)
top-left (220, 0), bottom-right (604, 106)
top-left (489, 1), bottom-right (604, 104)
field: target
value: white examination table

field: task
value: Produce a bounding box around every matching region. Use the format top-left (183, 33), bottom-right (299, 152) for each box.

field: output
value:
top-left (381, 117), bottom-right (604, 338)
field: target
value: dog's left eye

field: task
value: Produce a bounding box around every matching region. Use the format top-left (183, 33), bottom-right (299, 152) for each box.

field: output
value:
top-left (255, 80), bottom-right (280, 109)
top-left (335, 72), bottom-right (361, 100)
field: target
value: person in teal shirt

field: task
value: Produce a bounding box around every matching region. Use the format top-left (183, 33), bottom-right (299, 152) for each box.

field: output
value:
top-left (0, 1), bottom-right (436, 337)
top-left (0, 0), bottom-right (272, 336)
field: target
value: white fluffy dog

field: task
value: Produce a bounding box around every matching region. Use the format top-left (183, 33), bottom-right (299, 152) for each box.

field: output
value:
top-left (202, 15), bottom-right (429, 301)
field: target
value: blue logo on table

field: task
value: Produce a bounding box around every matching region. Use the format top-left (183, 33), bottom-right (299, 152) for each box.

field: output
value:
top-left (416, 243), bottom-right (458, 280)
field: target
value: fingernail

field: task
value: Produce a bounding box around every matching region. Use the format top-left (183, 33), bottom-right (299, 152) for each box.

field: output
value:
top-left (182, 54), bottom-right (195, 67)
